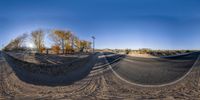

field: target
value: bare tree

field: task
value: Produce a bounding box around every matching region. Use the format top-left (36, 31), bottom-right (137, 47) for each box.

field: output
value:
top-left (49, 31), bottom-right (62, 46)
top-left (65, 30), bottom-right (72, 48)
top-left (31, 29), bottom-right (45, 53)
top-left (74, 36), bottom-right (81, 51)
top-left (15, 33), bottom-right (28, 48)
top-left (4, 33), bottom-right (28, 51)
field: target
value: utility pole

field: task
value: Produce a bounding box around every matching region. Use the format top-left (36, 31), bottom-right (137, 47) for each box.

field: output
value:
top-left (92, 36), bottom-right (95, 53)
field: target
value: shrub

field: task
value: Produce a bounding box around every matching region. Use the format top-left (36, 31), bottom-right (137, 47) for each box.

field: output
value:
top-left (39, 47), bottom-right (46, 53)
top-left (186, 50), bottom-right (191, 53)
top-left (139, 48), bottom-right (151, 54)
top-left (125, 49), bottom-right (131, 54)
top-left (52, 45), bottom-right (60, 54)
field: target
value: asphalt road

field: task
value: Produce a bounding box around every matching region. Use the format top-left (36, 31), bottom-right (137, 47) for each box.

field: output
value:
top-left (1, 51), bottom-right (199, 86)
top-left (0, 52), bottom-right (200, 99)
top-left (0, 51), bottom-right (3, 61)
top-left (108, 52), bottom-right (199, 85)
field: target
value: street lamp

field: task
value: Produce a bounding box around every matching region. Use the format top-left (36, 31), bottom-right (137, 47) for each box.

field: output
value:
top-left (92, 36), bottom-right (95, 53)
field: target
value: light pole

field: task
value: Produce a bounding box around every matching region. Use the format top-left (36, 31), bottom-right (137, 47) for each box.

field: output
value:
top-left (92, 36), bottom-right (95, 53)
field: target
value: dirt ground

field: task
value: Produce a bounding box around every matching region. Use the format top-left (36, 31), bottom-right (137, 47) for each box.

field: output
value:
top-left (0, 52), bottom-right (200, 99)
top-left (7, 52), bottom-right (89, 64)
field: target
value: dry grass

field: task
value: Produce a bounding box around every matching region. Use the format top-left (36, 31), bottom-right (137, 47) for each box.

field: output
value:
top-left (115, 48), bottom-right (197, 56)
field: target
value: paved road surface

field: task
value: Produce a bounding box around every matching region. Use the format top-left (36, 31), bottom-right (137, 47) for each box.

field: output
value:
top-left (0, 51), bottom-right (2, 59)
top-left (110, 52), bottom-right (199, 85)
top-left (0, 51), bottom-right (2, 60)
top-left (2, 51), bottom-right (197, 86)
top-left (0, 52), bottom-right (200, 99)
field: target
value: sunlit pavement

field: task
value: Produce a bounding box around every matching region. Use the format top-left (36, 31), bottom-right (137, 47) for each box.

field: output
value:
top-left (111, 52), bottom-right (199, 86)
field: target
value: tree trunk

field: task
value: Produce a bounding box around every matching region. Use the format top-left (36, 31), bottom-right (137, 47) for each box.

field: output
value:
top-left (62, 39), bottom-right (64, 54)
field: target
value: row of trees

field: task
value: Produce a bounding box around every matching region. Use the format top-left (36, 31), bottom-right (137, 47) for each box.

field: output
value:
top-left (4, 29), bottom-right (92, 54)
top-left (49, 29), bottom-right (91, 54)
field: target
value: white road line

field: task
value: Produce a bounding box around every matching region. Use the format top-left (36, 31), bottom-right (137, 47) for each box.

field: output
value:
top-left (92, 54), bottom-right (123, 69)
top-left (103, 52), bottom-right (200, 87)
top-left (123, 58), bottom-right (135, 63)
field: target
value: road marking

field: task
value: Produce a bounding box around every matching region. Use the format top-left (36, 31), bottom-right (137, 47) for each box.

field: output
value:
top-left (93, 54), bottom-right (123, 69)
top-left (103, 52), bottom-right (200, 87)
top-left (123, 58), bottom-right (134, 63)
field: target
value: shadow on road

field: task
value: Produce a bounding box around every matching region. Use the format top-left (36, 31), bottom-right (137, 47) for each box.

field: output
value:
top-left (2, 52), bottom-right (97, 86)
top-left (34, 53), bottom-right (79, 64)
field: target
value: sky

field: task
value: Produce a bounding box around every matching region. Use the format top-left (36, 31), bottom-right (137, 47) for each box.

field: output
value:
top-left (0, 0), bottom-right (200, 50)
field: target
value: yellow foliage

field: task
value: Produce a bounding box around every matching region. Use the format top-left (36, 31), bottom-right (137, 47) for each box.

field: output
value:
top-left (65, 43), bottom-right (74, 53)
top-left (54, 30), bottom-right (65, 39)
top-left (40, 47), bottom-right (46, 53)
top-left (52, 45), bottom-right (60, 54)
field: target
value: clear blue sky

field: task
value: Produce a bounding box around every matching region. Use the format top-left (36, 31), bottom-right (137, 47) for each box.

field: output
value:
top-left (0, 0), bottom-right (200, 50)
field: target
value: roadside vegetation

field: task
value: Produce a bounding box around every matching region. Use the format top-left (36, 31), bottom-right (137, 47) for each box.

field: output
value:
top-left (114, 48), bottom-right (197, 56)
top-left (3, 29), bottom-right (92, 54)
